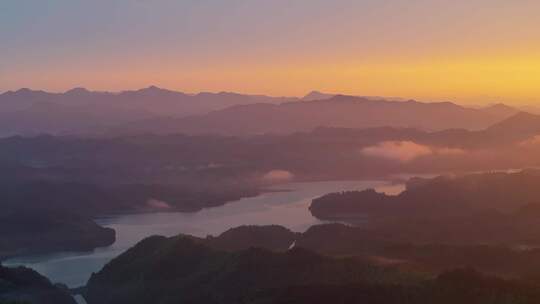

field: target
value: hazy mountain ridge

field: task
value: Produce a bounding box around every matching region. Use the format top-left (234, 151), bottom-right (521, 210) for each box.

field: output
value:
top-left (1, 111), bottom-right (540, 186)
top-left (302, 90), bottom-right (415, 102)
top-left (302, 90), bottom-right (336, 101)
top-left (485, 111), bottom-right (540, 134)
top-left (0, 86), bottom-right (296, 115)
top-left (113, 94), bottom-right (520, 136)
top-left (0, 87), bottom-right (298, 136)
top-left (0, 87), bottom-right (522, 137)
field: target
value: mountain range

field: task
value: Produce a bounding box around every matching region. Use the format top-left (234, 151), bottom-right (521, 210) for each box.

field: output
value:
top-left (0, 87), bottom-right (296, 136)
top-left (113, 95), bottom-right (519, 136)
top-left (0, 87), bottom-right (530, 137)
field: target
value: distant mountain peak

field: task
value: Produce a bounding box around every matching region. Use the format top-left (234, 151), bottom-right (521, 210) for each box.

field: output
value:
top-left (326, 94), bottom-right (367, 103)
top-left (483, 103), bottom-right (517, 112)
top-left (302, 91), bottom-right (335, 101)
top-left (487, 111), bottom-right (540, 133)
top-left (506, 111), bottom-right (539, 121)
top-left (65, 87), bottom-right (90, 95)
top-left (133, 85), bottom-right (178, 96)
top-left (486, 102), bottom-right (512, 109)
top-left (3, 88), bottom-right (49, 97)
top-left (138, 85), bottom-right (166, 92)
top-left (477, 103), bottom-right (519, 123)
top-left (15, 88), bottom-right (36, 94)
top-left (143, 85), bottom-right (161, 91)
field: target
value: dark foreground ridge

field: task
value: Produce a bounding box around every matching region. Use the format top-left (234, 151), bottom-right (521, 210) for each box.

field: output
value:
top-left (84, 233), bottom-right (540, 304)
top-left (0, 211), bottom-right (115, 260)
top-left (0, 263), bottom-right (76, 304)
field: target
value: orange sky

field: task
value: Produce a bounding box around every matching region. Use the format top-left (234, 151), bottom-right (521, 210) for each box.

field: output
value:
top-left (2, 1), bottom-right (540, 105)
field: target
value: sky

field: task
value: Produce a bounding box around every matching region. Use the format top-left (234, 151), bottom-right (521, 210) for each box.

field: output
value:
top-left (1, 0), bottom-right (540, 105)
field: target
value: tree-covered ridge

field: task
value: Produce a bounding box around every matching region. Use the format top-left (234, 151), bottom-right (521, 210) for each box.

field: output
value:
top-left (85, 232), bottom-right (540, 304)
top-left (310, 171), bottom-right (540, 245)
top-left (0, 264), bottom-right (75, 304)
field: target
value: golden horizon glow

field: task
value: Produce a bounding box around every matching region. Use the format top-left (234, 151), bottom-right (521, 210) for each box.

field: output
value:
top-left (2, 1), bottom-right (540, 105)
top-left (5, 52), bottom-right (539, 106)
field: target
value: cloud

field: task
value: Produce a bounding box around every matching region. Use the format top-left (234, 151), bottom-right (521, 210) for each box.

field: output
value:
top-left (147, 198), bottom-right (172, 210)
top-left (361, 141), bottom-right (465, 163)
top-left (361, 141), bottom-right (432, 162)
top-left (519, 135), bottom-right (540, 146)
top-left (437, 147), bottom-right (466, 155)
top-left (262, 170), bottom-right (294, 182)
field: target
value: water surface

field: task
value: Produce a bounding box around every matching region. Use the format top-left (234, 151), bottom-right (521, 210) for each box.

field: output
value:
top-left (4, 180), bottom-right (403, 287)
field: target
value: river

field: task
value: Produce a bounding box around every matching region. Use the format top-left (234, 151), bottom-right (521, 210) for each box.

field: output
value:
top-left (3, 180), bottom-right (404, 288)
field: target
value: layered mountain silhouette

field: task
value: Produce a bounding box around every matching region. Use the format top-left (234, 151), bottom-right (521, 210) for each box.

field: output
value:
top-left (484, 111), bottom-right (540, 136)
top-left (418, 111), bottom-right (540, 147)
top-left (302, 91), bottom-right (409, 102)
top-left (0, 87), bottom-right (296, 136)
top-left (302, 90), bottom-right (336, 101)
top-left (0, 87), bottom-right (525, 136)
top-left (481, 103), bottom-right (519, 117)
top-left (0, 86), bottom-right (296, 115)
top-left (113, 95), bottom-right (519, 136)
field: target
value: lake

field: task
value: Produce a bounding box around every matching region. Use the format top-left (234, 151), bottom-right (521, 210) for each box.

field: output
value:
top-left (3, 180), bottom-right (404, 288)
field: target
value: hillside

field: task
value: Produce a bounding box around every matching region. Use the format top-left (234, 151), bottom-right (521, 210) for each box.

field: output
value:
top-left (0, 264), bottom-right (76, 304)
top-left (84, 232), bottom-right (540, 304)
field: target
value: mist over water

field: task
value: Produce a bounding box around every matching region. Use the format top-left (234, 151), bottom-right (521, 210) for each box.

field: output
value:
top-left (4, 180), bottom-right (403, 288)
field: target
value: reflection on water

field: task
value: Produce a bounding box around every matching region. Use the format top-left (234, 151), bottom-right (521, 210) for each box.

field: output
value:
top-left (4, 180), bottom-right (403, 288)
